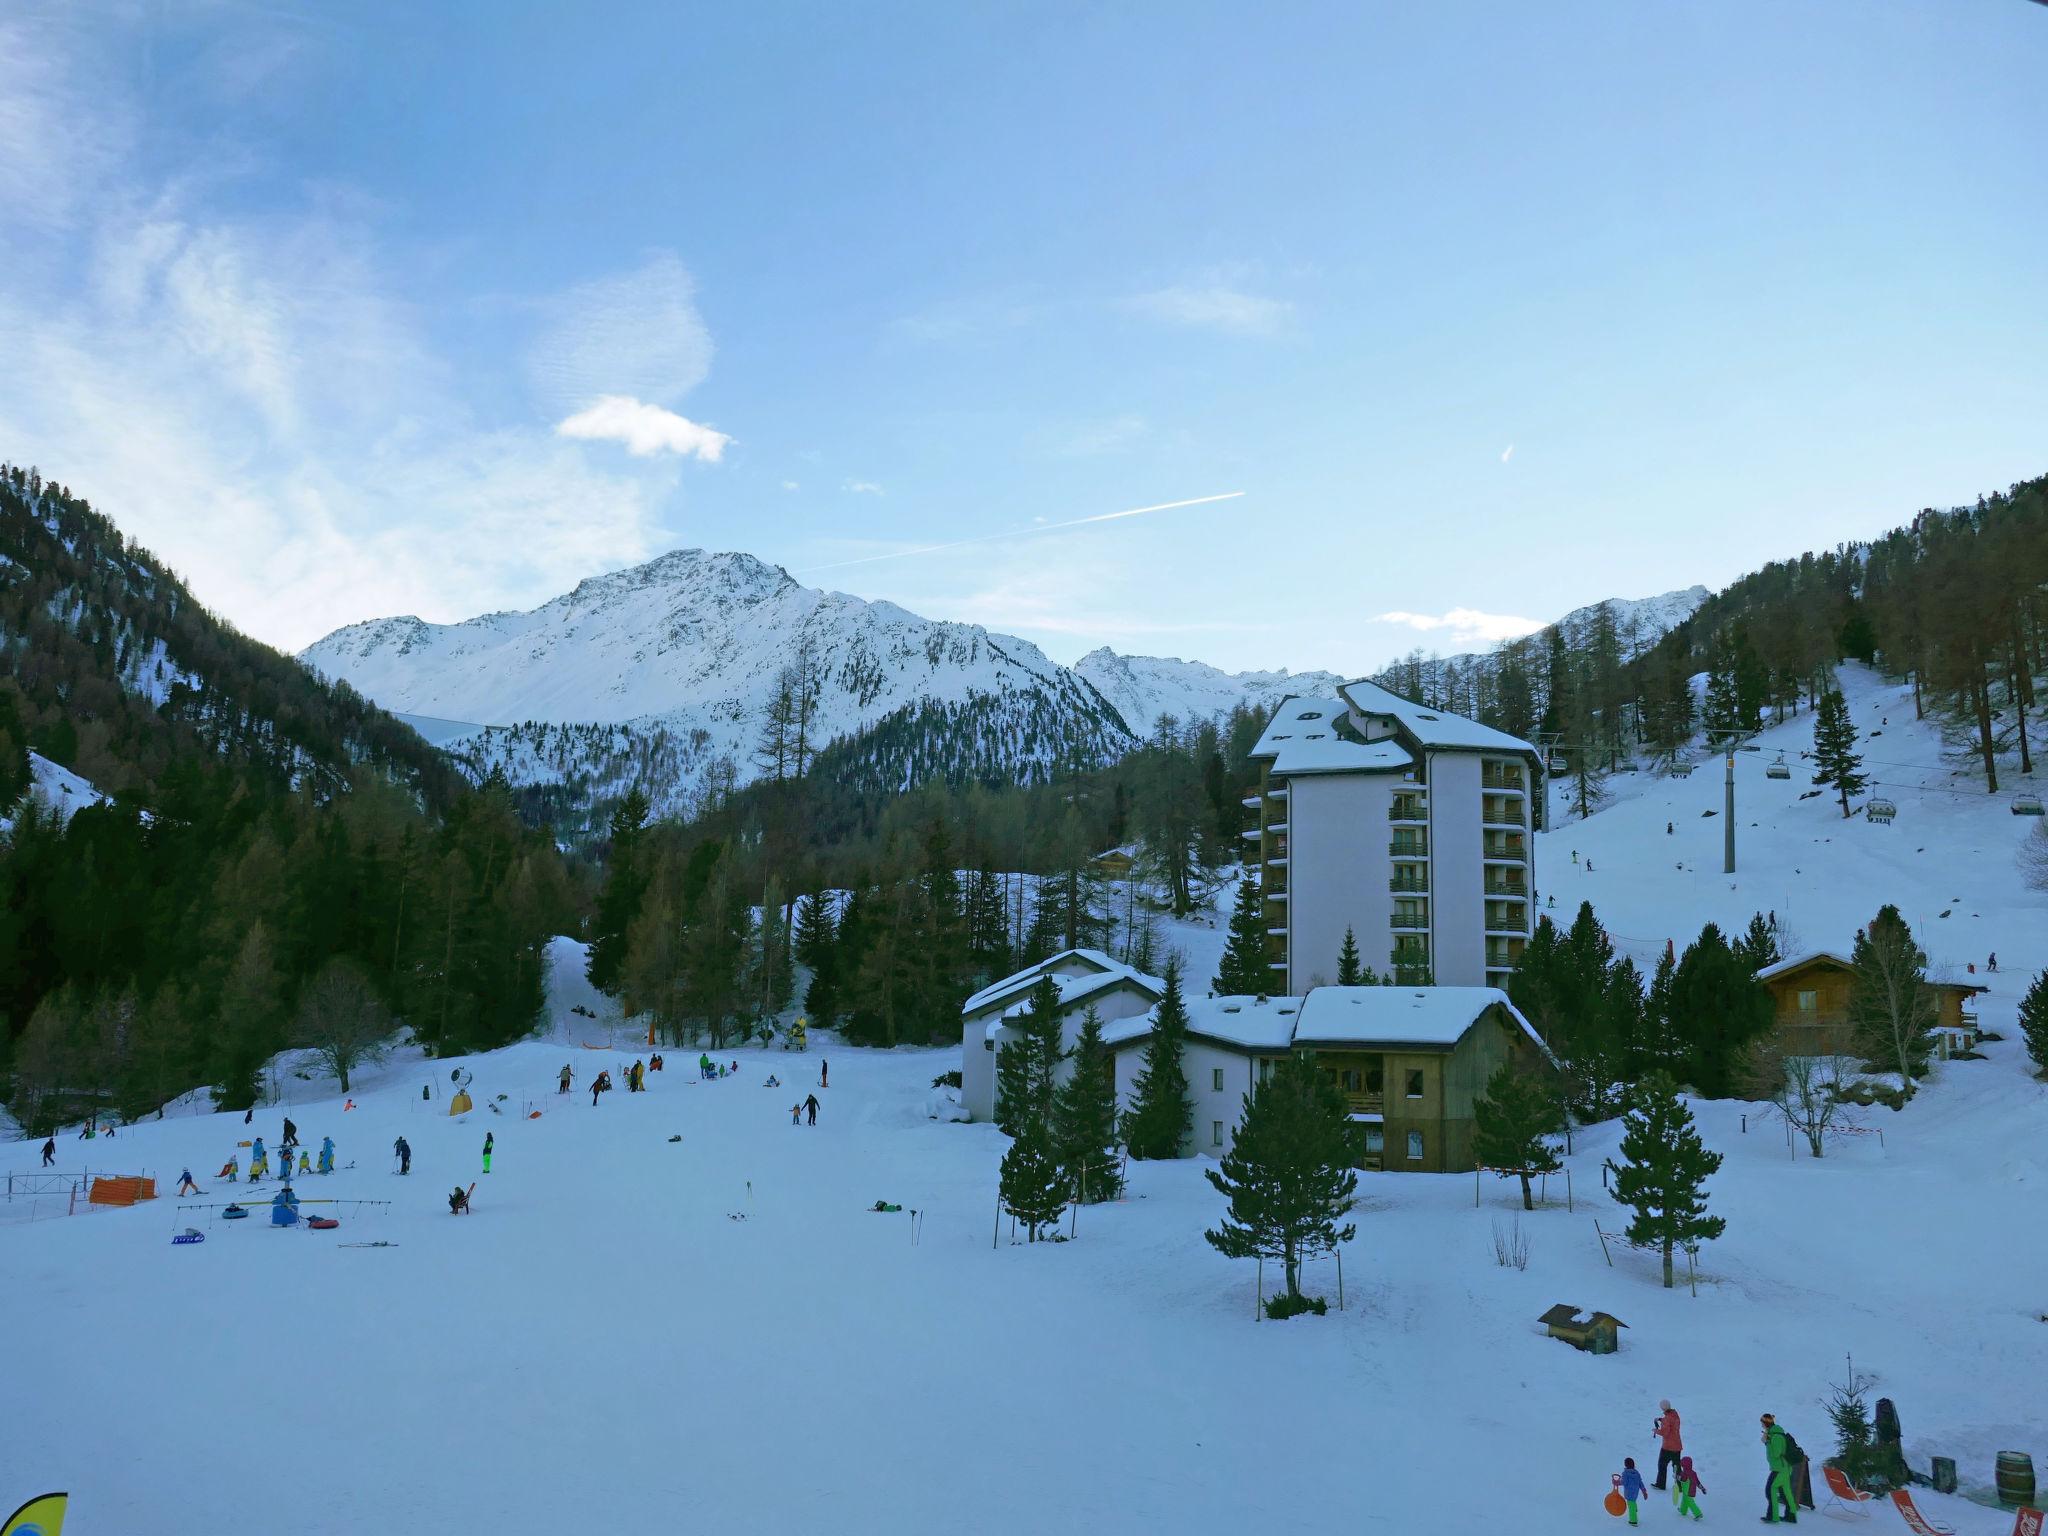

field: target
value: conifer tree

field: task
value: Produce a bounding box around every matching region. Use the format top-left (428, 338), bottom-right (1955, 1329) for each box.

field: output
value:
top-left (586, 788), bottom-right (651, 995)
top-left (994, 974), bottom-right (1064, 1139)
top-left (998, 1124), bottom-right (1068, 1241)
top-left (1666, 921), bottom-right (1774, 1096)
top-left (1203, 1051), bottom-right (1358, 1304)
top-left (1734, 911), bottom-right (1783, 972)
top-left (1214, 876), bottom-right (1270, 996)
top-left (1336, 926), bottom-right (1363, 987)
top-left (1471, 1060), bottom-right (1562, 1211)
top-left (1122, 956), bottom-right (1193, 1159)
top-left (1051, 1004), bottom-right (1123, 1202)
top-left (2018, 970), bottom-right (2048, 1079)
top-left (1811, 687), bottom-right (1867, 817)
top-left (1849, 905), bottom-right (1937, 1088)
top-left (1604, 1072), bottom-right (1725, 1288)
top-left (794, 885), bottom-right (838, 1025)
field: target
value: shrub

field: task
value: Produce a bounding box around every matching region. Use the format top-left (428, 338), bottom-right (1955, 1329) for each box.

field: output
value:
top-left (1264, 1291), bottom-right (1329, 1320)
top-left (930, 1069), bottom-right (962, 1089)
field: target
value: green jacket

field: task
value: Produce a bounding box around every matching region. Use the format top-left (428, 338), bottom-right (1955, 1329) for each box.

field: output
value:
top-left (1765, 1425), bottom-right (1791, 1473)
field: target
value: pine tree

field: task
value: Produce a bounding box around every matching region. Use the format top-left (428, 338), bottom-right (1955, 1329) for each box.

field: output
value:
top-left (998, 1124), bottom-right (1068, 1241)
top-left (1811, 687), bottom-right (1867, 817)
top-left (1051, 1004), bottom-right (1123, 1202)
top-left (1471, 1060), bottom-right (1563, 1210)
top-left (1121, 956), bottom-right (1193, 1159)
top-left (1665, 921), bottom-right (1775, 1097)
top-left (1604, 1073), bottom-right (1725, 1288)
top-left (1336, 926), bottom-right (1363, 986)
top-left (1214, 876), bottom-right (1269, 996)
top-left (1734, 911), bottom-right (1783, 972)
top-left (2020, 971), bottom-right (2048, 1079)
top-left (1203, 1051), bottom-right (1359, 1304)
top-left (794, 885), bottom-right (838, 1025)
top-left (994, 974), bottom-right (1064, 1139)
top-left (1849, 905), bottom-right (1938, 1088)
top-left (586, 789), bottom-right (651, 995)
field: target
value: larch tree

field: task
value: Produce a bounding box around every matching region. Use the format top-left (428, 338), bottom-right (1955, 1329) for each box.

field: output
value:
top-left (1214, 876), bottom-right (1270, 996)
top-left (1605, 1073), bottom-right (1725, 1289)
top-left (1471, 1060), bottom-right (1563, 1211)
top-left (293, 957), bottom-right (389, 1095)
top-left (1121, 956), bottom-right (1193, 1159)
top-left (1811, 687), bottom-right (1867, 817)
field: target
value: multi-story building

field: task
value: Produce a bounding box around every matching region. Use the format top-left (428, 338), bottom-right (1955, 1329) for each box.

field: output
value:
top-left (1245, 679), bottom-right (1543, 994)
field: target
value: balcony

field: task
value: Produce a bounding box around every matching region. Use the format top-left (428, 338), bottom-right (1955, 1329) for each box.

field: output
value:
top-left (1485, 941), bottom-right (1525, 970)
top-left (1485, 910), bottom-right (1529, 935)
top-left (1388, 800), bottom-right (1428, 823)
top-left (1240, 794), bottom-right (1261, 810)
top-left (1483, 879), bottom-right (1528, 899)
top-left (1481, 767), bottom-right (1526, 793)
top-left (1390, 909), bottom-right (1429, 931)
top-left (1481, 802), bottom-right (1524, 830)
top-left (1481, 834), bottom-right (1526, 861)
top-left (1389, 838), bottom-right (1429, 860)
top-left (1389, 875), bottom-right (1429, 895)
top-left (1344, 1093), bottom-right (1385, 1116)
top-left (1240, 828), bottom-right (1262, 842)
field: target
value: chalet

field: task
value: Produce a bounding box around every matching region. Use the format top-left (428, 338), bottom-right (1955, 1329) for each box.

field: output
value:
top-left (1754, 951), bottom-right (1987, 1055)
top-left (1099, 985), bottom-right (1553, 1171)
top-left (959, 950), bottom-right (1165, 1123)
top-left (1088, 846), bottom-right (1137, 881)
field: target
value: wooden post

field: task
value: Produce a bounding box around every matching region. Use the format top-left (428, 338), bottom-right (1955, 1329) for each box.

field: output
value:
top-left (1565, 1168), bottom-right (1574, 1213)
top-left (1254, 1257), bottom-right (1263, 1320)
top-left (992, 1189), bottom-right (1001, 1250)
top-left (1337, 1249), bottom-right (1345, 1312)
top-left (1595, 1219), bottom-right (1613, 1266)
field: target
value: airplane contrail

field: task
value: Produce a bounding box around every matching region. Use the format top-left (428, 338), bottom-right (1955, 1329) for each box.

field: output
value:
top-left (796, 491), bottom-right (1245, 574)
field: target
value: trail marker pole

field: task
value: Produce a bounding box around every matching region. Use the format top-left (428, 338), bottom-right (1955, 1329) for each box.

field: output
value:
top-left (1337, 1249), bottom-right (1345, 1312)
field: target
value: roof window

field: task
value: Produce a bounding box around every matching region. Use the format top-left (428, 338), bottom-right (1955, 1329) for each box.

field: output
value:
top-left (1416, 713), bottom-right (1439, 721)
top-left (1298, 710), bottom-right (1323, 720)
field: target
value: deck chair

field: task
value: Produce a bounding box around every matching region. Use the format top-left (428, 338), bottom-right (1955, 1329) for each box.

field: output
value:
top-left (1820, 1464), bottom-right (1875, 1518)
top-left (1889, 1488), bottom-right (1955, 1536)
top-left (2007, 1508), bottom-right (2043, 1536)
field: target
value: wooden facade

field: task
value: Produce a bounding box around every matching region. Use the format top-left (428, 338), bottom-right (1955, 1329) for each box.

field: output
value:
top-left (1758, 952), bottom-right (1986, 1055)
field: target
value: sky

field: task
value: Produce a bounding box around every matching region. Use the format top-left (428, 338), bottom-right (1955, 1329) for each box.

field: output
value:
top-left (1, 2), bottom-right (2044, 675)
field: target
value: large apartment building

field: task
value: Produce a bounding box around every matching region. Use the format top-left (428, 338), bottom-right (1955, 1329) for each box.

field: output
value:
top-left (1245, 679), bottom-right (1543, 993)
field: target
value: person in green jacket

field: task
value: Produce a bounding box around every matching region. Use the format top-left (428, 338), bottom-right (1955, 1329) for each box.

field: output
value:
top-left (482, 1131), bottom-right (494, 1174)
top-left (1762, 1414), bottom-right (1797, 1523)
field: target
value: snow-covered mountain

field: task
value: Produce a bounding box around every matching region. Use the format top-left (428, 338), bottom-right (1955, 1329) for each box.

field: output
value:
top-left (1072, 649), bottom-right (1344, 736)
top-left (300, 549), bottom-right (1134, 823)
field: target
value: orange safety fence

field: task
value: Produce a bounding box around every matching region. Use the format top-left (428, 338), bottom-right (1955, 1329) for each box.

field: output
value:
top-left (88, 1175), bottom-right (157, 1207)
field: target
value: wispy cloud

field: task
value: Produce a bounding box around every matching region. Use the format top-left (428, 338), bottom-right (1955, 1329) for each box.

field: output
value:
top-left (781, 480), bottom-right (800, 492)
top-left (845, 479), bottom-right (886, 496)
top-left (527, 252), bottom-right (713, 411)
top-left (1500, 444), bottom-right (1515, 464)
top-left (799, 493), bottom-right (1243, 575)
top-left (1375, 608), bottom-right (1546, 649)
top-left (1128, 281), bottom-right (1293, 337)
top-left (556, 396), bottom-right (731, 461)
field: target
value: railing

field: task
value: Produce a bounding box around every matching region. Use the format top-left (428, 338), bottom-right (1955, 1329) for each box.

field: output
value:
top-left (1482, 835), bottom-right (1526, 859)
top-left (1485, 911), bottom-right (1529, 934)
top-left (1389, 839), bottom-right (1429, 859)
top-left (1389, 877), bottom-right (1429, 894)
top-left (1344, 1094), bottom-right (1385, 1116)
top-left (1388, 801), bottom-right (1428, 822)
top-left (1481, 769), bottom-right (1526, 791)
top-left (1483, 881), bottom-right (1527, 898)
top-left (1482, 804), bottom-right (1524, 828)
top-left (1390, 910), bottom-right (1429, 930)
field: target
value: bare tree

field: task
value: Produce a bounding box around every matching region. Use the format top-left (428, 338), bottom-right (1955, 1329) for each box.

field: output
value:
top-left (2020, 819), bottom-right (2048, 894)
top-left (1744, 1034), bottom-right (1855, 1157)
top-left (294, 958), bottom-right (389, 1094)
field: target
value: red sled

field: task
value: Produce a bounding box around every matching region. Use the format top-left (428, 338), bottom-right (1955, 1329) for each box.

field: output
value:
top-left (306, 1216), bottom-right (341, 1230)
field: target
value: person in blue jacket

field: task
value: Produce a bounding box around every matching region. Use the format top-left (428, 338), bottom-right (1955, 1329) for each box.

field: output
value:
top-left (270, 1185), bottom-right (300, 1226)
top-left (318, 1136), bottom-right (335, 1175)
top-left (250, 1137), bottom-right (267, 1180)
top-left (1618, 1458), bottom-right (1647, 1526)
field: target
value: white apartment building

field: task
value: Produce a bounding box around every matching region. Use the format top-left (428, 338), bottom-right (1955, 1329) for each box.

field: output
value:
top-left (1246, 679), bottom-right (1543, 994)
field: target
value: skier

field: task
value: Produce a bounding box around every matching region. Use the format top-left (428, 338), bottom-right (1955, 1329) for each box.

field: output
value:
top-left (219, 1157), bottom-right (239, 1183)
top-left (482, 1132), bottom-right (494, 1174)
top-left (1666, 821), bottom-right (1674, 836)
top-left (297, 1149), bottom-right (314, 1176)
top-left (40, 1137), bottom-right (55, 1167)
top-left (244, 1107), bottom-right (254, 1126)
top-left (282, 1117), bottom-right (298, 1150)
top-left (1586, 857), bottom-right (1595, 872)
top-left (1674, 1454), bottom-right (1706, 1521)
top-left (1652, 1399), bottom-right (1683, 1490)
top-left (318, 1136), bottom-right (335, 1175)
top-left (1988, 952), bottom-right (1998, 973)
top-left (805, 1093), bottom-right (819, 1126)
top-left (176, 1169), bottom-right (202, 1196)
top-left (1571, 849), bottom-right (1578, 865)
top-left (558, 1064), bottom-right (573, 1095)
top-left (1760, 1414), bottom-right (1797, 1523)
top-left (819, 1059), bottom-right (828, 1089)
top-left (394, 1135), bottom-right (412, 1176)
top-left (591, 1076), bottom-right (603, 1107)
top-left (1617, 1458), bottom-right (1646, 1527)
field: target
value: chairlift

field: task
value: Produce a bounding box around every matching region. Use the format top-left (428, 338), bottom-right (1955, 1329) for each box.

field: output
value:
top-left (1668, 762), bottom-right (1694, 779)
top-left (1865, 797), bottom-right (1897, 824)
top-left (2013, 792), bottom-right (2045, 817)
top-left (1765, 753), bottom-right (1791, 781)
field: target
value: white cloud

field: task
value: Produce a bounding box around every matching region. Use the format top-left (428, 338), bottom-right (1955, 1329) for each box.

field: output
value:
top-left (528, 252), bottom-right (713, 411)
top-left (1501, 444), bottom-right (1515, 463)
top-left (1375, 608), bottom-right (1546, 649)
top-left (555, 395), bottom-right (730, 461)
top-left (781, 480), bottom-right (800, 491)
top-left (845, 479), bottom-right (885, 496)
top-left (1128, 282), bottom-right (1292, 337)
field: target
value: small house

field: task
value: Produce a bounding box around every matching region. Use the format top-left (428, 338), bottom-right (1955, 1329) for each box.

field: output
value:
top-left (1089, 846), bottom-right (1137, 881)
top-left (1755, 951), bottom-right (1987, 1055)
top-left (1539, 1304), bottom-right (1626, 1355)
top-left (959, 950), bottom-right (1165, 1123)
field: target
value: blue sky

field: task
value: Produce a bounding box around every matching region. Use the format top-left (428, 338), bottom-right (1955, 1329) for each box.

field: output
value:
top-left (2, 2), bottom-right (2043, 672)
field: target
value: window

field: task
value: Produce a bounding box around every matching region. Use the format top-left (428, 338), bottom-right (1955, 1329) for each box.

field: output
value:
top-left (1340, 1067), bottom-right (1362, 1093)
top-left (1258, 1058), bottom-right (1275, 1083)
top-left (1407, 1130), bottom-right (1424, 1161)
top-left (1212, 1067), bottom-right (1225, 1092)
top-left (1212, 1121), bottom-right (1225, 1148)
top-left (1405, 1069), bottom-right (1425, 1099)
top-left (1797, 990), bottom-right (1818, 1013)
top-left (1364, 1127), bottom-right (1385, 1156)
top-left (1366, 1067), bottom-right (1384, 1095)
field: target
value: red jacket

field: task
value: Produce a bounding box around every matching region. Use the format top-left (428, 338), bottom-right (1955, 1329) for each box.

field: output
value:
top-left (1657, 1410), bottom-right (1682, 1451)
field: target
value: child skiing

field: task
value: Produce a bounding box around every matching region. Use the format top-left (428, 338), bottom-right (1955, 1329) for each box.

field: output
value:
top-left (176, 1169), bottom-right (202, 1196)
top-left (558, 1063), bottom-right (573, 1095)
top-left (1674, 1454), bottom-right (1705, 1520)
top-left (1617, 1458), bottom-right (1646, 1526)
top-left (219, 1157), bottom-right (239, 1183)
top-left (790, 1102), bottom-right (802, 1126)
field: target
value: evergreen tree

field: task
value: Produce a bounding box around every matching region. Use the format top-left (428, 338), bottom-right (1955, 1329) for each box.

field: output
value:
top-left (2017, 970), bottom-right (2048, 1079)
top-left (586, 789), bottom-right (651, 995)
top-left (994, 974), bottom-right (1064, 1139)
top-left (1734, 911), bottom-right (1783, 973)
top-left (998, 1123), bottom-right (1068, 1241)
top-left (1336, 926), bottom-right (1363, 987)
top-left (1214, 876), bottom-right (1270, 996)
top-left (1471, 1060), bottom-right (1563, 1210)
top-left (1051, 1004), bottom-right (1123, 1202)
top-left (1849, 905), bottom-right (1937, 1088)
top-left (794, 885), bottom-right (838, 1025)
top-left (1604, 1072), bottom-right (1726, 1289)
top-left (1122, 956), bottom-right (1193, 1159)
top-left (1665, 921), bottom-right (1774, 1096)
top-left (1203, 1051), bottom-right (1359, 1304)
top-left (1811, 687), bottom-right (1867, 817)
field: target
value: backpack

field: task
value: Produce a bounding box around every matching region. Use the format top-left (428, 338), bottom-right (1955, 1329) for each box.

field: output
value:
top-left (1781, 1432), bottom-right (1803, 1466)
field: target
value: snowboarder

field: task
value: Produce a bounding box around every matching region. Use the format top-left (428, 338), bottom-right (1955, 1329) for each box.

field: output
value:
top-left (394, 1136), bottom-right (412, 1175)
top-left (282, 1117), bottom-right (298, 1150)
top-left (1617, 1459), bottom-right (1646, 1526)
top-left (219, 1157), bottom-right (239, 1183)
top-left (1652, 1400), bottom-right (1683, 1489)
top-left (482, 1132), bottom-right (494, 1174)
top-left (558, 1064), bottom-right (573, 1095)
top-left (318, 1136), bottom-right (335, 1175)
top-left (805, 1093), bottom-right (819, 1126)
top-left (1674, 1454), bottom-right (1706, 1521)
top-left (1760, 1414), bottom-right (1797, 1523)
top-left (177, 1169), bottom-right (202, 1196)
top-left (819, 1060), bottom-right (828, 1089)
top-left (40, 1138), bottom-right (55, 1167)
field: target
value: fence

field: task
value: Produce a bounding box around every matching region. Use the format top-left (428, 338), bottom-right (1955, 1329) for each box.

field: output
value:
top-left (1475, 1164), bottom-right (1573, 1211)
top-left (1593, 1218), bottom-right (1700, 1296)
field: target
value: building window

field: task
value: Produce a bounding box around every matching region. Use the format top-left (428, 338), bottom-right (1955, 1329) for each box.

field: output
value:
top-left (1407, 1130), bottom-right (1424, 1161)
top-left (1258, 1057), bottom-right (1275, 1083)
top-left (1212, 1121), bottom-right (1225, 1148)
top-left (1212, 1068), bottom-right (1225, 1092)
top-left (1340, 1067), bottom-right (1362, 1093)
top-left (1797, 990), bottom-right (1818, 1013)
top-left (1364, 1127), bottom-right (1385, 1156)
top-left (1367, 1067), bottom-right (1383, 1095)
top-left (1405, 1069), bottom-right (1425, 1099)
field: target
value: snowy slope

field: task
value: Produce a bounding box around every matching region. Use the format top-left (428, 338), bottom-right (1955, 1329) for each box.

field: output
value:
top-left (1072, 648), bottom-right (1344, 736)
top-left (2, 752), bottom-right (107, 832)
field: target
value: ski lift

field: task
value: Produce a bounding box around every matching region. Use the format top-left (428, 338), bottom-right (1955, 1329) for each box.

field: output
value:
top-left (1668, 762), bottom-right (1694, 779)
top-left (2013, 792), bottom-right (2045, 817)
top-left (1765, 754), bottom-right (1791, 781)
top-left (1865, 797), bottom-right (1897, 824)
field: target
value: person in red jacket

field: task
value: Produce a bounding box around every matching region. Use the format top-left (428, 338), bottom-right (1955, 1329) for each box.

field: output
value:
top-left (1652, 1400), bottom-right (1683, 1490)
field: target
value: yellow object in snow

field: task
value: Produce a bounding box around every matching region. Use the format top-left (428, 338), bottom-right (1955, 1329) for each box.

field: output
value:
top-left (449, 1089), bottom-right (473, 1115)
top-left (2, 1490), bottom-right (69, 1536)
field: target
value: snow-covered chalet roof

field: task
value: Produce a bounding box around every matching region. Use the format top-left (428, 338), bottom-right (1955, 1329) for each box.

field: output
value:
top-left (1336, 677), bottom-right (1540, 756)
top-left (1250, 696), bottom-right (1412, 778)
top-left (1102, 993), bottom-right (1303, 1053)
top-left (1755, 948), bottom-right (1985, 995)
top-left (1291, 986), bottom-right (1552, 1058)
top-left (963, 948), bottom-right (1161, 1020)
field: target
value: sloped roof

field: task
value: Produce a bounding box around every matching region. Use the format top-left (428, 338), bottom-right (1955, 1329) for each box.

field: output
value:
top-left (962, 947), bottom-right (1128, 1016)
top-left (1102, 993), bottom-right (1303, 1053)
top-left (1755, 949), bottom-right (1985, 995)
top-left (1337, 677), bottom-right (1540, 755)
top-left (1250, 696), bottom-right (1413, 778)
top-left (1292, 985), bottom-right (1550, 1057)
top-left (985, 969), bottom-right (1166, 1042)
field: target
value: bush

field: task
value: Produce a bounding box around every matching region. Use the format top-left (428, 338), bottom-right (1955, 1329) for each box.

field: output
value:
top-left (1491, 1216), bottom-right (1532, 1271)
top-left (1264, 1291), bottom-right (1329, 1320)
top-left (930, 1069), bottom-right (962, 1089)
top-left (1831, 1079), bottom-right (1910, 1111)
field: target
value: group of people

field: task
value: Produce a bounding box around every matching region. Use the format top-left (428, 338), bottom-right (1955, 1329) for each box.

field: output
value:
top-left (789, 1093), bottom-right (821, 1126)
top-left (212, 1120), bottom-right (338, 1187)
top-left (1612, 1400), bottom-right (1810, 1526)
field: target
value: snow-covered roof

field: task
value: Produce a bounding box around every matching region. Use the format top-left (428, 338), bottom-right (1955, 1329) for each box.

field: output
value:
top-left (1250, 696), bottom-right (1413, 778)
top-left (1754, 950), bottom-right (1854, 982)
top-left (1102, 994), bottom-right (1303, 1053)
top-left (963, 948), bottom-right (1160, 1019)
top-left (1292, 986), bottom-right (1552, 1058)
top-left (1336, 677), bottom-right (1539, 756)
top-left (986, 968), bottom-right (1166, 1039)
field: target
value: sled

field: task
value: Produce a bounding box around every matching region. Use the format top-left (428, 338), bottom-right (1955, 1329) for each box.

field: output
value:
top-left (869, 1202), bottom-right (903, 1213)
top-left (306, 1216), bottom-right (341, 1230)
top-left (172, 1228), bottom-right (206, 1245)
top-left (222, 1204), bottom-right (250, 1220)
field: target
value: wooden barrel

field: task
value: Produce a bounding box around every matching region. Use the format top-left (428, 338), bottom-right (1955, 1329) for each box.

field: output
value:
top-left (1997, 1451), bottom-right (2036, 1506)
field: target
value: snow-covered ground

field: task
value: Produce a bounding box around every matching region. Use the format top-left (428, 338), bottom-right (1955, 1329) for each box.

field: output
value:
top-left (4, 664), bottom-right (2043, 1535)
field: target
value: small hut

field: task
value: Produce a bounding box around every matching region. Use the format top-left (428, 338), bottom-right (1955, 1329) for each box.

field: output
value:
top-left (1539, 1304), bottom-right (1627, 1355)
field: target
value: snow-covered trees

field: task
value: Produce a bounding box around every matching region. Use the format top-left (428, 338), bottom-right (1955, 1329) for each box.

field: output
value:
top-left (1204, 1052), bottom-right (1358, 1308)
top-left (1122, 957), bottom-right (1193, 1159)
top-left (1811, 688), bottom-right (1867, 817)
top-left (1213, 876), bottom-right (1269, 996)
top-left (2019, 971), bottom-right (2048, 1079)
top-left (1849, 905), bottom-right (1938, 1089)
top-left (2019, 821), bottom-right (2048, 895)
top-left (1605, 1074), bottom-right (1725, 1289)
top-left (1471, 1061), bottom-right (1563, 1210)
